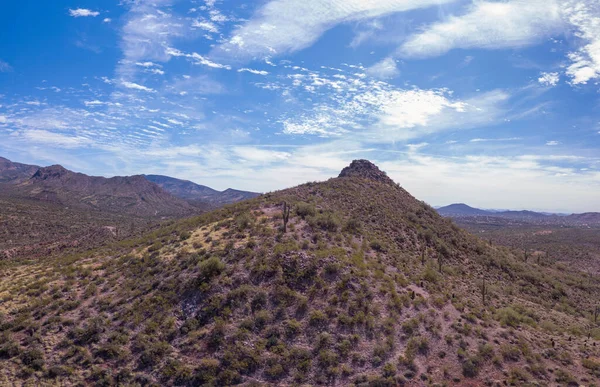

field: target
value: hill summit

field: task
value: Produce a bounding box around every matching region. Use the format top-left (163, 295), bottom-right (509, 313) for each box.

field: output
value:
top-left (338, 159), bottom-right (396, 186)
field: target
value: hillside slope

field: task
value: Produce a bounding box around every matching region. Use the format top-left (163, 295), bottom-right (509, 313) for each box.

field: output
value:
top-left (0, 157), bottom-right (39, 184)
top-left (0, 160), bottom-right (598, 386)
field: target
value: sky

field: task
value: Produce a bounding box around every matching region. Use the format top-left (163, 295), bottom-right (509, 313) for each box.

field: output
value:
top-left (1, 0), bottom-right (600, 212)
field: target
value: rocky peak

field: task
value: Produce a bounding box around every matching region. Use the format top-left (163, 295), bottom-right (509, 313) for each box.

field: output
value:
top-left (31, 165), bottom-right (69, 180)
top-left (338, 159), bottom-right (396, 186)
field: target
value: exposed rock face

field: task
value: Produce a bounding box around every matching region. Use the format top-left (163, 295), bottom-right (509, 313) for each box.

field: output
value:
top-left (338, 159), bottom-right (396, 186)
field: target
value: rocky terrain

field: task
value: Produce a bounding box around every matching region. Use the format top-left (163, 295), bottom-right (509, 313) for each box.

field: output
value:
top-left (0, 160), bottom-right (598, 386)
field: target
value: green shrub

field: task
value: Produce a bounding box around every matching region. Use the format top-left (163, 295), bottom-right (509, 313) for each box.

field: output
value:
top-left (21, 348), bottom-right (45, 371)
top-left (296, 202), bottom-right (316, 219)
top-left (198, 257), bottom-right (225, 285)
top-left (284, 319), bottom-right (302, 338)
top-left (309, 310), bottom-right (328, 327)
top-left (193, 358), bottom-right (220, 385)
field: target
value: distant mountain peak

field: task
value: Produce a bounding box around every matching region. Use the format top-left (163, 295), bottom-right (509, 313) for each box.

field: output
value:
top-left (338, 159), bottom-right (396, 185)
top-left (31, 165), bottom-right (69, 180)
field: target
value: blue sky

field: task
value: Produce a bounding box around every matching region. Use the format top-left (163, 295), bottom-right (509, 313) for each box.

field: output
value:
top-left (1, 0), bottom-right (600, 212)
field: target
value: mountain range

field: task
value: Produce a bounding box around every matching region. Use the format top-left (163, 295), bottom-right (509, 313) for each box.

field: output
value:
top-left (0, 156), bottom-right (258, 217)
top-left (437, 203), bottom-right (600, 225)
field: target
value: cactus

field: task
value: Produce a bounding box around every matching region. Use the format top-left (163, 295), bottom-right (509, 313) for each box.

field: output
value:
top-left (282, 201), bottom-right (291, 233)
top-left (481, 278), bottom-right (487, 306)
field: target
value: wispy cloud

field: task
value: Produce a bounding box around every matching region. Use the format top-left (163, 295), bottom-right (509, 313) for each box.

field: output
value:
top-left (211, 0), bottom-right (456, 61)
top-left (365, 57), bottom-right (399, 79)
top-left (238, 68), bottom-right (269, 75)
top-left (563, 1), bottom-right (600, 84)
top-left (69, 8), bottom-right (100, 17)
top-left (399, 0), bottom-right (564, 58)
top-left (121, 81), bottom-right (155, 93)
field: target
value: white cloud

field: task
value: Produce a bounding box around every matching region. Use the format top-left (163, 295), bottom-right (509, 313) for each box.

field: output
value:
top-left (546, 140), bottom-right (560, 145)
top-left (121, 81), bottom-right (156, 93)
top-left (118, 4), bottom-right (186, 79)
top-left (103, 18), bottom-right (112, 23)
top-left (166, 48), bottom-right (232, 69)
top-left (232, 147), bottom-right (291, 162)
top-left (69, 9), bottom-right (100, 18)
top-left (365, 57), bottom-right (399, 79)
top-left (469, 137), bottom-right (521, 143)
top-left (192, 19), bottom-right (219, 33)
top-left (19, 129), bottom-right (91, 148)
top-left (238, 68), bottom-right (269, 75)
top-left (400, 0), bottom-right (564, 58)
top-left (211, 0), bottom-right (456, 60)
top-left (563, 1), bottom-right (600, 84)
top-left (538, 72), bottom-right (560, 86)
top-left (0, 115), bottom-right (7, 124)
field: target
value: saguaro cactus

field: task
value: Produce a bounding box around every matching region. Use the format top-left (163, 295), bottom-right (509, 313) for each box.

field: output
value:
top-left (481, 278), bottom-right (487, 306)
top-left (282, 201), bottom-right (291, 233)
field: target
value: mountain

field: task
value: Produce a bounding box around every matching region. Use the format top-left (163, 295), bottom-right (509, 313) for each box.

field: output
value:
top-left (439, 202), bottom-right (600, 226)
top-left (7, 164), bottom-right (198, 218)
top-left (0, 156), bottom-right (39, 183)
top-left (437, 203), bottom-right (492, 216)
top-left (144, 174), bottom-right (260, 206)
top-left (1, 159), bottom-right (598, 386)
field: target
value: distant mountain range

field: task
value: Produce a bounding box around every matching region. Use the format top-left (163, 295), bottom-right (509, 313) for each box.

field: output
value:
top-left (437, 203), bottom-right (600, 225)
top-left (144, 174), bottom-right (259, 207)
top-left (0, 156), bottom-right (259, 218)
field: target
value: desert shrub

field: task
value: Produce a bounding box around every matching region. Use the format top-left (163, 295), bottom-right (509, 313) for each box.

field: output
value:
top-left (583, 358), bottom-right (600, 376)
top-left (401, 318), bottom-right (419, 336)
top-left (70, 317), bottom-right (104, 345)
top-left (198, 257), bottom-right (225, 285)
top-left (309, 310), bottom-right (328, 327)
top-left (554, 369), bottom-right (577, 384)
top-left (495, 306), bottom-right (536, 328)
top-left (21, 348), bottom-right (45, 371)
top-left (285, 319), bottom-right (302, 338)
top-left (264, 362), bottom-right (286, 380)
top-left (296, 202), bottom-right (316, 219)
top-left (193, 358), bottom-right (220, 385)
top-left (47, 365), bottom-right (74, 378)
top-left (235, 212), bottom-right (254, 230)
top-left (313, 213), bottom-right (341, 232)
top-left (0, 340), bottom-right (20, 359)
top-left (343, 218), bottom-right (362, 234)
top-left (461, 357), bottom-right (480, 378)
top-left (369, 240), bottom-right (386, 252)
top-left (138, 341), bottom-right (170, 368)
top-left (406, 336), bottom-right (429, 356)
top-left (500, 344), bottom-right (521, 362)
top-left (179, 231), bottom-right (191, 241)
top-left (318, 349), bottom-right (339, 368)
top-left (254, 310), bottom-right (271, 331)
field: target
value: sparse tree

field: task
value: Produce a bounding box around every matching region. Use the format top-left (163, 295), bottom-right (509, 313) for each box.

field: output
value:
top-left (421, 246), bottom-right (426, 265)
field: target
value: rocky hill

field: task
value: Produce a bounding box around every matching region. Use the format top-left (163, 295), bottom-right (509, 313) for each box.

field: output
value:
top-left (0, 160), bottom-right (598, 386)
